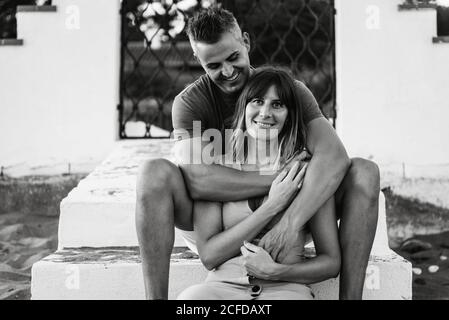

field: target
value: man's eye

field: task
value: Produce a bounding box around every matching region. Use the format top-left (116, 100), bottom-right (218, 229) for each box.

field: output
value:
top-left (228, 54), bottom-right (238, 61)
top-left (207, 64), bottom-right (220, 70)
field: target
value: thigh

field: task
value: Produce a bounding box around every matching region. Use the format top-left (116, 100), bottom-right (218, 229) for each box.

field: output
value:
top-left (256, 283), bottom-right (314, 300)
top-left (177, 282), bottom-right (249, 300)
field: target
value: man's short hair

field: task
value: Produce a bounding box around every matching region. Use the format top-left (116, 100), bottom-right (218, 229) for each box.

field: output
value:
top-left (186, 6), bottom-right (239, 44)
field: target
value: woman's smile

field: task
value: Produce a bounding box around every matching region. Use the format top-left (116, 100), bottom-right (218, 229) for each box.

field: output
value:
top-left (253, 120), bottom-right (275, 128)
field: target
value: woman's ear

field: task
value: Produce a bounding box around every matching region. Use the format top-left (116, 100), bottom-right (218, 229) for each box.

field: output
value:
top-left (242, 32), bottom-right (251, 52)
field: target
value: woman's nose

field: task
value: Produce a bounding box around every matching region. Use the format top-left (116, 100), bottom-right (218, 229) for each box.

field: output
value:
top-left (259, 103), bottom-right (272, 118)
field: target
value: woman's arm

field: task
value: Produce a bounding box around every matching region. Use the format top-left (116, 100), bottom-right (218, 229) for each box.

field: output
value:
top-left (242, 196), bottom-right (341, 284)
top-left (195, 162), bottom-right (307, 271)
top-left (195, 200), bottom-right (278, 271)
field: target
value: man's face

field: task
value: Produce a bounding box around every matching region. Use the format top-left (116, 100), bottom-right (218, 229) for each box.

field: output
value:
top-left (191, 29), bottom-right (251, 95)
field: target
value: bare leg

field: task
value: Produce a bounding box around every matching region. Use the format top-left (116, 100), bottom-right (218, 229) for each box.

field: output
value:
top-left (135, 158), bottom-right (193, 299)
top-left (335, 158), bottom-right (380, 300)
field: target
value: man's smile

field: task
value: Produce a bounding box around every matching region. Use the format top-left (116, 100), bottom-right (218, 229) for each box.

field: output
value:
top-left (223, 71), bottom-right (240, 82)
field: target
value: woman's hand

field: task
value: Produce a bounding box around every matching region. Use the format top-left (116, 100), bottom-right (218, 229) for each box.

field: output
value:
top-left (240, 241), bottom-right (279, 280)
top-left (265, 161), bottom-right (308, 213)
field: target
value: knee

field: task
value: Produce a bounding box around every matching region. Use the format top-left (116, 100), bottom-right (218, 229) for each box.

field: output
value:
top-left (347, 158), bottom-right (380, 205)
top-left (177, 284), bottom-right (212, 300)
top-left (136, 158), bottom-right (177, 199)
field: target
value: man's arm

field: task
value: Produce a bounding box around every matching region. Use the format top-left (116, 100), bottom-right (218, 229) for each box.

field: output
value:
top-left (285, 117), bottom-right (350, 228)
top-left (174, 136), bottom-right (275, 202)
top-left (259, 117), bottom-right (350, 261)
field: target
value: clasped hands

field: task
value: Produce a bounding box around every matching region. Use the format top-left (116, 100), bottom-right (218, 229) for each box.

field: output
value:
top-left (241, 241), bottom-right (279, 280)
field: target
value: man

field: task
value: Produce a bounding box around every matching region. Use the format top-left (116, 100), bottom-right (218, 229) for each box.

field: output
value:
top-left (136, 6), bottom-right (380, 300)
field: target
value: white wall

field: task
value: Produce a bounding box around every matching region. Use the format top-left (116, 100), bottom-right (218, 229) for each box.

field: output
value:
top-left (0, 0), bottom-right (120, 176)
top-left (336, 0), bottom-right (449, 167)
top-left (1, 0), bottom-right (448, 175)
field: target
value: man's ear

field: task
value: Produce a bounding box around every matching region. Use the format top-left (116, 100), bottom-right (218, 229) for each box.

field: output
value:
top-left (242, 32), bottom-right (251, 52)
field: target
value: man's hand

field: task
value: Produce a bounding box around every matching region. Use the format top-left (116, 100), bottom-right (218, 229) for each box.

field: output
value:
top-left (258, 215), bottom-right (306, 263)
top-left (265, 161), bottom-right (308, 213)
top-left (240, 241), bottom-right (278, 280)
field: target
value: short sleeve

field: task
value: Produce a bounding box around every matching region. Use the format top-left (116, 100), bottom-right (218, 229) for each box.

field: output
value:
top-left (171, 94), bottom-right (205, 140)
top-left (295, 80), bottom-right (324, 124)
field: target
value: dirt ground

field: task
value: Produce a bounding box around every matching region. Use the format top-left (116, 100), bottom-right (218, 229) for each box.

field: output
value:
top-left (1, 190), bottom-right (449, 300)
top-left (0, 212), bottom-right (58, 300)
top-left (384, 189), bottom-right (449, 300)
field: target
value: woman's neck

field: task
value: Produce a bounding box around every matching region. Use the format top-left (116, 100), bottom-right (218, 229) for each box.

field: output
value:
top-left (246, 136), bottom-right (280, 171)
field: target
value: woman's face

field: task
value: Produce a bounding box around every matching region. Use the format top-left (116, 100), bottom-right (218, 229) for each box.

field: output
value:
top-left (245, 85), bottom-right (288, 141)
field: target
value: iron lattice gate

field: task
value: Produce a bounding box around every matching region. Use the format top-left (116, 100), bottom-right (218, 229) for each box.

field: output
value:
top-left (119, 0), bottom-right (336, 138)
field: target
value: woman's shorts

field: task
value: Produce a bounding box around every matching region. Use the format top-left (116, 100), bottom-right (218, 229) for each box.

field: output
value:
top-left (177, 280), bottom-right (314, 300)
top-left (177, 256), bottom-right (314, 300)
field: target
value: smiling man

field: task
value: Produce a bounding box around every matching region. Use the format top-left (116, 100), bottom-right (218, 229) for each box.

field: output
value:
top-left (135, 6), bottom-right (380, 300)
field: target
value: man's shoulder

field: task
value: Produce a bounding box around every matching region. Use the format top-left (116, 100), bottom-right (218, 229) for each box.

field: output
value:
top-left (293, 79), bottom-right (310, 94)
top-left (172, 74), bottom-right (215, 130)
top-left (175, 73), bottom-right (212, 105)
top-left (292, 79), bottom-right (324, 123)
top-left (292, 79), bottom-right (317, 106)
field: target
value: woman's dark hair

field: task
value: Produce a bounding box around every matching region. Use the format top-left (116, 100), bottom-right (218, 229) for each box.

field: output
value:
top-left (231, 66), bottom-right (307, 164)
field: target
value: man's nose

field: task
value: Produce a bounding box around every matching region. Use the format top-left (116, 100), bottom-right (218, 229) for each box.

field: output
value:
top-left (221, 63), bottom-right (234, 78)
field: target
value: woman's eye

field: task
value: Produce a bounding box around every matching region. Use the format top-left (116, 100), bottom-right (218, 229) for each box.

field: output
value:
top-left (252, 99), bottom-right (263, 105)
top-left (272, 102), bottom-right (282, 109)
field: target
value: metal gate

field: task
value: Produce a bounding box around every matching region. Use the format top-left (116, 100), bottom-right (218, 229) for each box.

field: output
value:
top-left (119, 0), bottom-right (336, 138)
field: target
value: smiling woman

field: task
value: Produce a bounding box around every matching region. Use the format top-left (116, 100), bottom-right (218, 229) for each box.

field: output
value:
top-left (177, 66), bottom-right (340, 300)
top-left (231, 66), bottom-right (307, 166)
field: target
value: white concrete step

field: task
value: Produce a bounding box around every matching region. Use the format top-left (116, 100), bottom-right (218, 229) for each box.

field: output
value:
top-left (31, 246), bottom-right (412, 300)
top-left (57, 140), bottom-right (392, 254)
top-left (57, 140), bottom-right (184, 249)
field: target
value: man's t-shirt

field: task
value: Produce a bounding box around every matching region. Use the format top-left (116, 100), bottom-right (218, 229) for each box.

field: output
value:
top-left (172, 72), bottom-right (323, 140)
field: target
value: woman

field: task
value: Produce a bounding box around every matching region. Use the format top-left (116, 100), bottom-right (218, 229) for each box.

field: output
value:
top-left (178, 66), bottom-right (340, 300)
